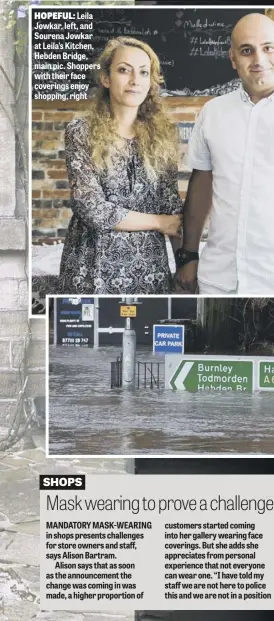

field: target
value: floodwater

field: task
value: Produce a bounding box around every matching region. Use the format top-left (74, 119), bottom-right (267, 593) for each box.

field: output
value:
top-left (48, 346), bottom-right (274, 456)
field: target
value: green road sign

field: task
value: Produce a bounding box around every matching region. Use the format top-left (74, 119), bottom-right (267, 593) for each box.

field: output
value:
top-left (170, 360), bottom-right (253, 392)
top-left (259, 361), bottom-right (274, 389)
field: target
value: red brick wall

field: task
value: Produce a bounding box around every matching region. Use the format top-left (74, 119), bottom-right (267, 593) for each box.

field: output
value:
top-left (32, 105), bottom-right (86, 243)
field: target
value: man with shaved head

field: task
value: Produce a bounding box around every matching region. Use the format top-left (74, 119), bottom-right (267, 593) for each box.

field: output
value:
top-left (174, 12), bottom-right (274, 295)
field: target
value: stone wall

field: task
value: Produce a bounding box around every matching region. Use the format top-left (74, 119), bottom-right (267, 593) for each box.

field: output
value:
top-left (0, 5), bottom-right (45, 438)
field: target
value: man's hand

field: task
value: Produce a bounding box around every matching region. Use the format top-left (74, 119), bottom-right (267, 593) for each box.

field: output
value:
top-left (172, 260), bottom-right (199, 293)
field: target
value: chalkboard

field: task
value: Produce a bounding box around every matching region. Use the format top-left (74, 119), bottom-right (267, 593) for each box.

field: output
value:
top-left (32, 7), bottom-right (265, 97)
top-left (90, 7), bottom-right (265, 95)
top-left (135, 0), bottom-right (262, 6)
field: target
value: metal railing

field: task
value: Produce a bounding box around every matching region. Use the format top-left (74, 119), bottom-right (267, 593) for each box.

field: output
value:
top-left (111, 354), bottom-right (123, 388)
top-left (136, 361), bottom-right (164, 389)
top-left (111, 355), bottom-right (164, 389)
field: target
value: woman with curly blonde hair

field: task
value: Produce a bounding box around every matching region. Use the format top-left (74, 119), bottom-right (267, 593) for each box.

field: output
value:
top-left (59, 36), bottom-right (183, 294)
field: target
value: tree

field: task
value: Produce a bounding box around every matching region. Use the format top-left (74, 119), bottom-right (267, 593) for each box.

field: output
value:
top-left (202, 298), bottom-right (274, 354)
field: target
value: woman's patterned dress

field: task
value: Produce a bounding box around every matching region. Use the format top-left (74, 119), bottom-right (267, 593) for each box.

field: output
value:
top-left (59, 118), bottom-right (183, 294)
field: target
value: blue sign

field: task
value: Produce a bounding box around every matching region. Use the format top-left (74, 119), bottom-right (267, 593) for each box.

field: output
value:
top-left (178, 122), bottom-right (195, 144)
top-left (56, 298), bottom-right (94, 346)
top-left (153, 325), bottom-right (185, 354)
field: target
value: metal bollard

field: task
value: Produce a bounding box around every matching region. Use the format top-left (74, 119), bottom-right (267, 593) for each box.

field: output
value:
top-left (122, 327), bottom-right (136, 388)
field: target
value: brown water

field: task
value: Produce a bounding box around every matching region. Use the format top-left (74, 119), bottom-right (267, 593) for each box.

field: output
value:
top-left (48, 346), bottom-right (274, 456)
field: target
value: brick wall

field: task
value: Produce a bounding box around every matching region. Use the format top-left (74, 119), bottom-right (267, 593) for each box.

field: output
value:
top-left (32, 107), bottom-right (83, 243)
top-left (32, 97), bottom-right (208, 243)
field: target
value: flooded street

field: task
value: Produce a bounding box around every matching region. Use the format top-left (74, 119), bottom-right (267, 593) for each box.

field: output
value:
top-left (48, 346), bottom-right (274, 456)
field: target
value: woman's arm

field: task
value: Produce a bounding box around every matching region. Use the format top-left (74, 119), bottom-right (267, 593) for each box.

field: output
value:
top-left (115, 212), bottom-right (181, 236)
top-left (65, 120), bottom-right (180, 236)
top-left (65, 119), bottom-right (129, 233)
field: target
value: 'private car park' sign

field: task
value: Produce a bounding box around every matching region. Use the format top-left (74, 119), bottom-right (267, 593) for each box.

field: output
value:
top-left (153, 325), bottom-right (185, 354)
